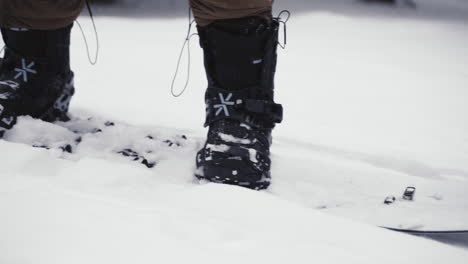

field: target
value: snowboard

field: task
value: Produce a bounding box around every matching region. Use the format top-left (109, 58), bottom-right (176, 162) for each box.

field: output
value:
top-left (384, 227), bottom-right (468, 248)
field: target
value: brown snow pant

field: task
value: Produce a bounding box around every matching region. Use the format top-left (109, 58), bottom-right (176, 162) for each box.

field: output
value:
top-left (0, 0), bottom-right (273, 29)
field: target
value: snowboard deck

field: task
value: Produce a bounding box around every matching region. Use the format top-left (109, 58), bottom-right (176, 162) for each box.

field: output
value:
top-left (384, 227), bottom-right (468, 248)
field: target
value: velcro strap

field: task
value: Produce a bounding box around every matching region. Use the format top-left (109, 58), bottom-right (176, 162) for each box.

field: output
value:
top-left (244, 99), bottom-right (283, 123)
top-left (204, 87), bottom-right (283, 128)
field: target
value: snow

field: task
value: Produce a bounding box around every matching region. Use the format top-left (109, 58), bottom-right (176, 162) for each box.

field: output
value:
top-left (2, 164), bottom-right (467, 264)
top-left (2, 0), bottom-right (468, 263)
top-left (218, 133), bottom-right (253, 144)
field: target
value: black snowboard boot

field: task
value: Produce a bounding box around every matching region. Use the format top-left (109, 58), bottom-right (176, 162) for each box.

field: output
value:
top-left (195, 17), bottom-right (283, 190)
top-left (0, 25), bottom-right (75, 138)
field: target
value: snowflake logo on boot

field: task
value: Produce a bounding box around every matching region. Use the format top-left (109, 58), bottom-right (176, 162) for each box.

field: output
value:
top-left (214, 93), bottom-right (235, 117)
top-left (14, 59), bottom-right (37, 83)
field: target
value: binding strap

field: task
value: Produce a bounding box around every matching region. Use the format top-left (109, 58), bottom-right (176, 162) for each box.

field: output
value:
top-left (204, 86), bottom-right (283, 129)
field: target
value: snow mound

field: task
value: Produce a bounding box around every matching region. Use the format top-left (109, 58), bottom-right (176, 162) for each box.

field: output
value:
top-left (1, 147), bottom-right (467, 263)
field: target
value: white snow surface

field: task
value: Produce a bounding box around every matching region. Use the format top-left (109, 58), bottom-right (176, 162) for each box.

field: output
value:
top-left (2, 0), bottom-right (468, 263)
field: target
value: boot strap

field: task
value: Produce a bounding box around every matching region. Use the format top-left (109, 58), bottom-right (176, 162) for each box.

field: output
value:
top-left (0, 103), bottom-right (17, 130)
top-left (204, 86), bottom-right (283, 129)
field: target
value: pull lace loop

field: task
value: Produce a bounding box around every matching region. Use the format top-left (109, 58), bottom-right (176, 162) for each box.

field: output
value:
top-left (276, 10), bottom-right (291, 50)
top-left (76, 0), bottom-right (100, 65)
top-left (171, 8), bottom-right (198, 98)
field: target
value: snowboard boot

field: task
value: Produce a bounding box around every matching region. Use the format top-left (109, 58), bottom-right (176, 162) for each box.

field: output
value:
top-left (195, 17), bottom-right (283, 190)
top-left (0, 25), bottom-right (75, 138)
